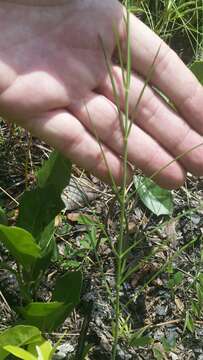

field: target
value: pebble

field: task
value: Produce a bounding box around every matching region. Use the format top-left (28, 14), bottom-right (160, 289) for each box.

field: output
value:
top-left (166, 328), bottom-right (178, 345)
top-left (53, 343), bottom-right (75, 360)
top-left (155, 304), bottom-right (168, 316)
top-left (190, 214), bottom-right (201, 225)
top-left (53, 352), bottom-right (66, 360)
top-left (106, 275), bottom-right (116, 287)
top-left (95, 315), bottom-right (103, 327)
top-left (196, 328), bottom-right (203, 337)
top-left (154, 329), bottom-right (164, 341)
top-left (117, 345), bottom-right (132, 360)
top-left (169, 352), bottom-right (179, 360)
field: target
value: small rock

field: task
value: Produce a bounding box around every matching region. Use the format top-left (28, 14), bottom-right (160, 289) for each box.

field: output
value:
top-left (106, 275), bottom-right (116, 287)
top-left (196, 328), bottom-right (203, 337)
top-left (95, 315), bottom-right (103, 327)
top-left (62, 177), bottom-right (99, 211)
top-left (53, 343), bottom-right (75, 359)
top-left (154, 329), bottom-right (164, 341)
top-left (169, 352), bottom-right (179, 360)
top-left (155, 304), bottom-right (168, 316)
top-left (190, 214), bottom-right (201, 225)
top-left (117, 345), bottom-right (132, 360)
top-left (175, 296), bottom-right (184, 312)
top-left (53, 352), bottom-right (66, 360)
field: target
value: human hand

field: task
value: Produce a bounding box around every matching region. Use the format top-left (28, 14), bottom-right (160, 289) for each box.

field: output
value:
top-left (0, 0), bottom-right (203, 188)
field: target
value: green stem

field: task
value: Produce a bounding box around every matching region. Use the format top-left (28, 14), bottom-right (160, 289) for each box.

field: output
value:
top-left (16, 264), bottom-right (33, 304)
top-left (112, 7), bottom-right (131, 359)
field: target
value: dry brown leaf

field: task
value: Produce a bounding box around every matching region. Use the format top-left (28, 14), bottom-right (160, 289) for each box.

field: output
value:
top-left (67, 212), bottom-right (81, 222)
top-left (54, 214), bottom-right (62, 227)
top-left (165, 219), bottom-right (178, 246)
top-left (128, 221), bottom-right (138, 234)
top-left (175, 296), bottom-right (184, 312)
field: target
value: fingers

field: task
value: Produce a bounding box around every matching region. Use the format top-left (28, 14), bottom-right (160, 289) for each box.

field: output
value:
top-left (69, 92), bottom-right (186, 189)
top-left (119, 13), bottom-right (203, 133)
top-left (98, 66), bottom-right (203, 177)
top-left (24, 109), bottom-right (132, 185)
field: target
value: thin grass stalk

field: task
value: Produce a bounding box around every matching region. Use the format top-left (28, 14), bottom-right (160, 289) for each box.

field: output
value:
top-left (111, 7), bottom-right (164, 358)
top-left (127, 44), bottom-right (161, 138)
top-left (100, 2), bottom-right (202, 357)
top-left (99, 35), bottom-right (124, 134)
top-left (112, 8), bottom-right (131, 360)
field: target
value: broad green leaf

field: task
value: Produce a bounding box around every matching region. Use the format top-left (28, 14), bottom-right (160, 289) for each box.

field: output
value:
top-left (52, 271), bottom-right (82, 305)
top-left (0, 207), bottom-right (7, 225)
top-left (190, 61), bottom-right (203, 85)
top-left (31, 221), bottom-right (56, 280)
top-left (0, 225), bottom-right (41, 270)
top-left (134, 176), bottom-right (173, 216)
top-left (0, 325), bottom-right (42, 360)
top-left (17, 186), bottom-right (64, 240)
top-left (19, 302), bottom-right (73, 332)
top-left (37, 150), bottom-right (71, 191)
top-left (28, 340), bottom-right (54, 360)
top-left (3, 345), bottom-right (36, 360)
top-left (17, 150), bottom-right (72, 239)
top-left (37, 221), bottom-right (55, 256)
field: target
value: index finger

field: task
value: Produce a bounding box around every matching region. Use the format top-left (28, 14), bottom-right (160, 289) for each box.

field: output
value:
top-left (119, 12), bottom-right (203, 133)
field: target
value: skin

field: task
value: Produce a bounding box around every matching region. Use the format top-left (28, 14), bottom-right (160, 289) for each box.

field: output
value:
top-left (0, 0), bottom-right (203, 188)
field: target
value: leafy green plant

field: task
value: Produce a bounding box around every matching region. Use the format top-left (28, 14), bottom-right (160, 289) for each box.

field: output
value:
top-left (0, 2), bottom-right (202, 359)
top-left (0, 150), bottom-right (83, 331)
top-left (4, 342), bottom-right (53, 360)
top-left (0, 325), bottom-right (55, 360)
top-left (1, 150), bottom-right (72, 298)
top-left (16, 270), bottom-right (82, 331)
top-left (97, 2), bottom-right (203, 358)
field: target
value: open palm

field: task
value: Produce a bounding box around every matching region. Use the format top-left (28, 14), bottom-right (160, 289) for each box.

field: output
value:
top-left (0, 0), bottom-right (203, 188)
